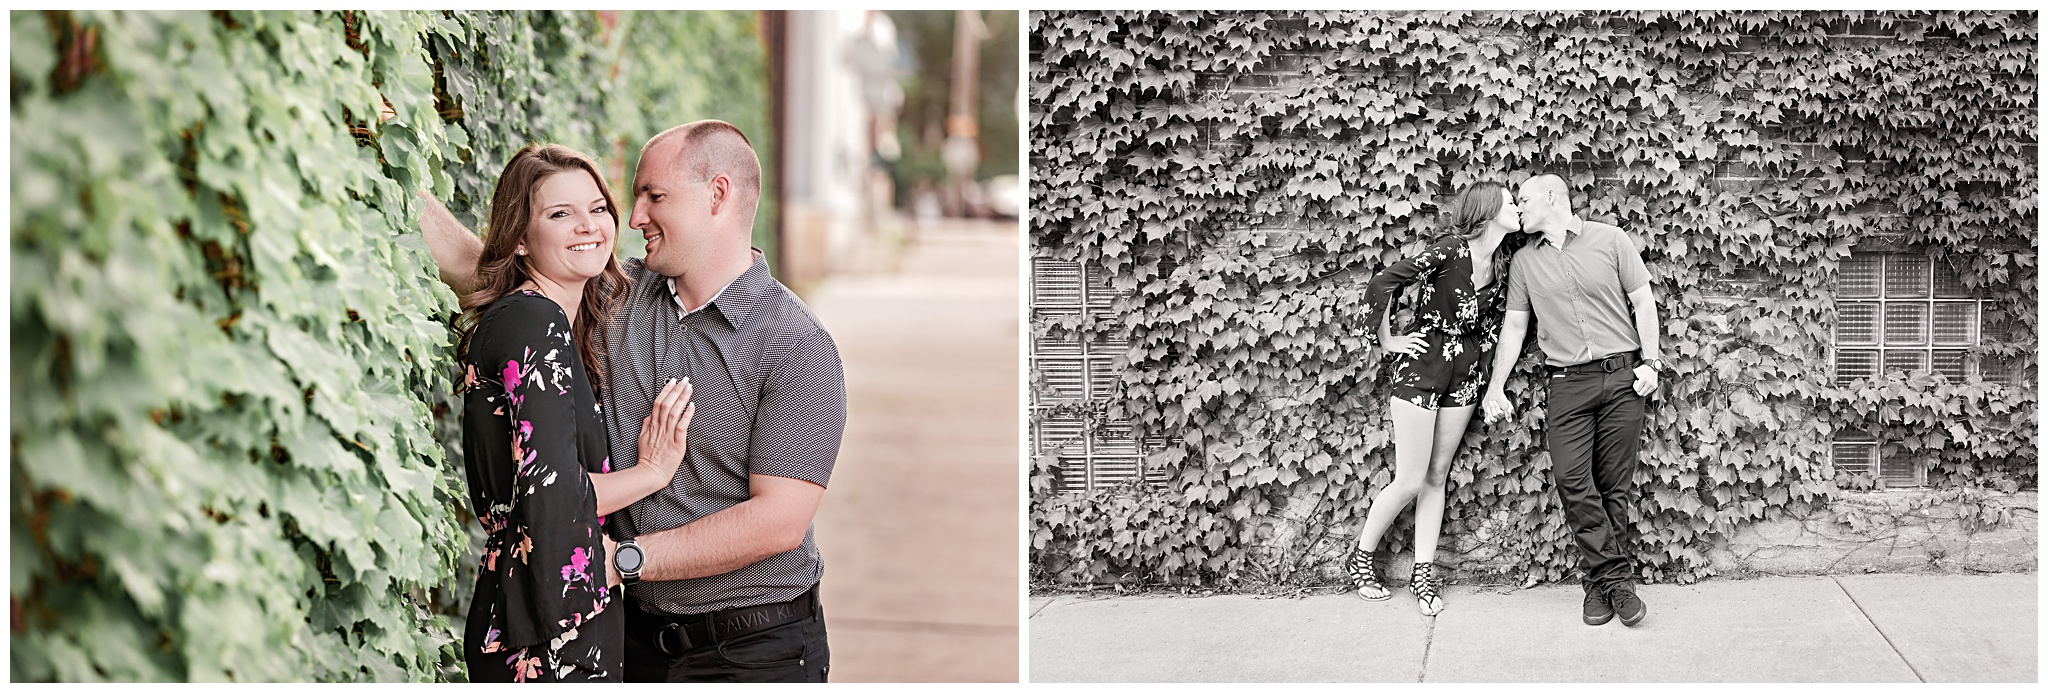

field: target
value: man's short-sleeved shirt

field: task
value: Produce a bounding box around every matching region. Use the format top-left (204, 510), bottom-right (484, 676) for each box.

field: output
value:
top-left (598, 252), bottom-right (846, 616)
top-left (1506, 218), bottom-right (1651, 367)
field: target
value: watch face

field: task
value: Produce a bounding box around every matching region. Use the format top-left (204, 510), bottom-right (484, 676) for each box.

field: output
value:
top-left (617, 544), bottom-right (643, 573)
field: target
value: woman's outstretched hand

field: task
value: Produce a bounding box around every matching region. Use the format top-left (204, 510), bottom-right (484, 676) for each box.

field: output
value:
top-left (635, 377), bottom-right (696, 489)
top-left (1381, 333), bottom-right (1426, 358)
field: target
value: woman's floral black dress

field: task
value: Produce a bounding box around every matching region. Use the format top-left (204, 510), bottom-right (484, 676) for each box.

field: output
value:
top-left (461, 290), bottom-right (621, 682)
top-left (1359, 236), bottom-right (1509, 409)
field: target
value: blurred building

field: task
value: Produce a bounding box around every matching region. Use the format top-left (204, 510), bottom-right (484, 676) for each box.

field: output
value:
top-left (884, 10), bottom-right (1020, 223)
top-left (763, 10), bottom-right (904, 288)
top-left (762, 10), bottom-right (1018, 288)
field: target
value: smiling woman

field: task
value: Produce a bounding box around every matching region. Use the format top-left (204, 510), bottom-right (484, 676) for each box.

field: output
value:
top-left (452, 143), bottom-right (698, 681)
top-left (458, 145), bottom-right (629, 381)
top-left (519, 172), bottom-right (622, 310)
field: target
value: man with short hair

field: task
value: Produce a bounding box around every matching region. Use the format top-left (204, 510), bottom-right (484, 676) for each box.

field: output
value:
top-left (422, 120), bottom-right (844, 682)
top-left (1480, 173), bottom-right (1662, 628)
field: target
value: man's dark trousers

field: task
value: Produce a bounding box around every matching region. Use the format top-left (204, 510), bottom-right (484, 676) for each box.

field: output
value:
top-left (1545, 361), bottom-right (1647, 593)
top-left (622, 590), bottom-right (831, 682)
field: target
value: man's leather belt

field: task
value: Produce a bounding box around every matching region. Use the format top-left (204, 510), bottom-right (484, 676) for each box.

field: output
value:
top-left (652, 584), bottom-right (817, 656)
top-left (1555, 352), bottom-right (1639, 374)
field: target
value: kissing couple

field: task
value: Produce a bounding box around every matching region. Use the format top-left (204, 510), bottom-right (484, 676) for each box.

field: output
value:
top-left (1344, 174), bottom-right (1664, 629)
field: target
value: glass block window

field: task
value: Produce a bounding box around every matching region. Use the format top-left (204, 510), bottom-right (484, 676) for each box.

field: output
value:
top-left (1834, 253), bottom-right (1999, 385)
top-left (1830, 252), bottom-right (1996, 490)
top-left (1831, 431), bottom-right (1924, 488)
top-left (1030, 257), bottom-right (1169, 493)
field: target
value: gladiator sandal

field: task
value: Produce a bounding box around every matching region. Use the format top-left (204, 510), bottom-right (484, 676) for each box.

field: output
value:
top-left (1412, 562), bottom-right (1445, 616)
top-left (1348, 547), bottom-right (1390, 601)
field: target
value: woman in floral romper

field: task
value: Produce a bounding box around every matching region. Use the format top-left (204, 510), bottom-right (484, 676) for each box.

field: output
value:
top-left (456, 145), bottom-right (694, 682)
top-left (1348, 181), bottom-right (1521, 615)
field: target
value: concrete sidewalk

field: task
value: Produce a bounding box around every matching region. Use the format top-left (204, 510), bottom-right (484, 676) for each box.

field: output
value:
top-left (805, 219), bottom-right (1021, 682)
top-left (1030, 573), bottom-right (2036, 682)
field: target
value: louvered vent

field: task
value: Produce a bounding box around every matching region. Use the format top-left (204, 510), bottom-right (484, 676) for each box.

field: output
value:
top-left (1029, 256), bottom-right (1165, 493)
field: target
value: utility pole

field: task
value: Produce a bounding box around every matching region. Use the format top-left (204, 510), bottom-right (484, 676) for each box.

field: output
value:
top-left (940, 10), bottom-right (986, 217)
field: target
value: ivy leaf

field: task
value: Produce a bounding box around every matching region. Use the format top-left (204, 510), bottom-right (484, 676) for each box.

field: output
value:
top-left (1297, 178), bottom-right (1342, 200)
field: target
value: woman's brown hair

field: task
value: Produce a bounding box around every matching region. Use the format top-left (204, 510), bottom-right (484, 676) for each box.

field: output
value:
top-left (455, 144), bottom-right (629, 391)
top-left (1443, 181), bottom-right (1507, 241)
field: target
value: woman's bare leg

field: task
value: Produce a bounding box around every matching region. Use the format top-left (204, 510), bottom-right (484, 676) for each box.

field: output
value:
top-left (1412, 404), bottom-right (1475, 565)
top-left (1354, 398), bottom-right (1440, 557)
top-left (1409, 403), bottom-right (1475, 614)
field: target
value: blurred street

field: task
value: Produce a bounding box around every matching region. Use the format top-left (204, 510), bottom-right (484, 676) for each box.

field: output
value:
top-left (804, 217), bottom-right (1022, 682)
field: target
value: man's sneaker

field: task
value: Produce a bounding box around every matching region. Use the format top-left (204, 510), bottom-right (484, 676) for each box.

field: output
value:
top-left (1582, 586), bottom-right (1613, 626)
top-left (1609, 586), bottom-right (1646, 627)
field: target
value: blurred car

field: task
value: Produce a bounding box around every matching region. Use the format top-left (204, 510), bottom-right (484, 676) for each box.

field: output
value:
top-left (982, 174), bottom-right (1020, 219)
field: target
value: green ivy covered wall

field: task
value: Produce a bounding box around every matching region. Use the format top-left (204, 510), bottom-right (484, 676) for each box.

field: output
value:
top-left (11, 10), bottom-right (770, 681)
top-left (1028, 11), bottom-right (2036, 588)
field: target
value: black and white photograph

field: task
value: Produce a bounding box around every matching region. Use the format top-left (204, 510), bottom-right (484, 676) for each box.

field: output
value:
top-left (1026, 10), bottom-right (2036, 682)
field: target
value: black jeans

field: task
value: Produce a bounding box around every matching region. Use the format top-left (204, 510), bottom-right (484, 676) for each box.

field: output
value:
top-left (1545, 365), bottom-right (1647, 593)
top-left (623, 590), bottom-right (830, 683)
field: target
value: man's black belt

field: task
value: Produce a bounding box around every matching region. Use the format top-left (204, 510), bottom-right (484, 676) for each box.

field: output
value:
top-left (1554, 352), bottom-right (1639, 374)
top-left (650, 584), bottom-right (818, 656)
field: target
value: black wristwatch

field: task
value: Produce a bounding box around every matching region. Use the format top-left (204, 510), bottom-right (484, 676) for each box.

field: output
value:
top-left (1641, 358), bottom-right (1665, 373)
top-left (616, 539), bottom-right (644, 585)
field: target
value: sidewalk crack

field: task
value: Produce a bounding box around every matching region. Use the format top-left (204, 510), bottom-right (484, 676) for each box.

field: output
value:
top-left (1418, 614), bottom-right (1436, 683)
top-left (1029, 599), bottom-right (1057, 619)
top-left (1832, 576), bottom-right (1925, 683)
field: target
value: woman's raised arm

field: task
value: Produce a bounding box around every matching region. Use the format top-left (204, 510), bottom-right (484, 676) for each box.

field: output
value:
top-left (417, 190), bottom-right (484, 295)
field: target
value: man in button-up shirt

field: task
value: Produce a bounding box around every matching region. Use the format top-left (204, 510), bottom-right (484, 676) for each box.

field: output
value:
top-left (421, 120), bottom-right (845, 682)
top-left (1481, 173), bottom-right (1663, 629)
